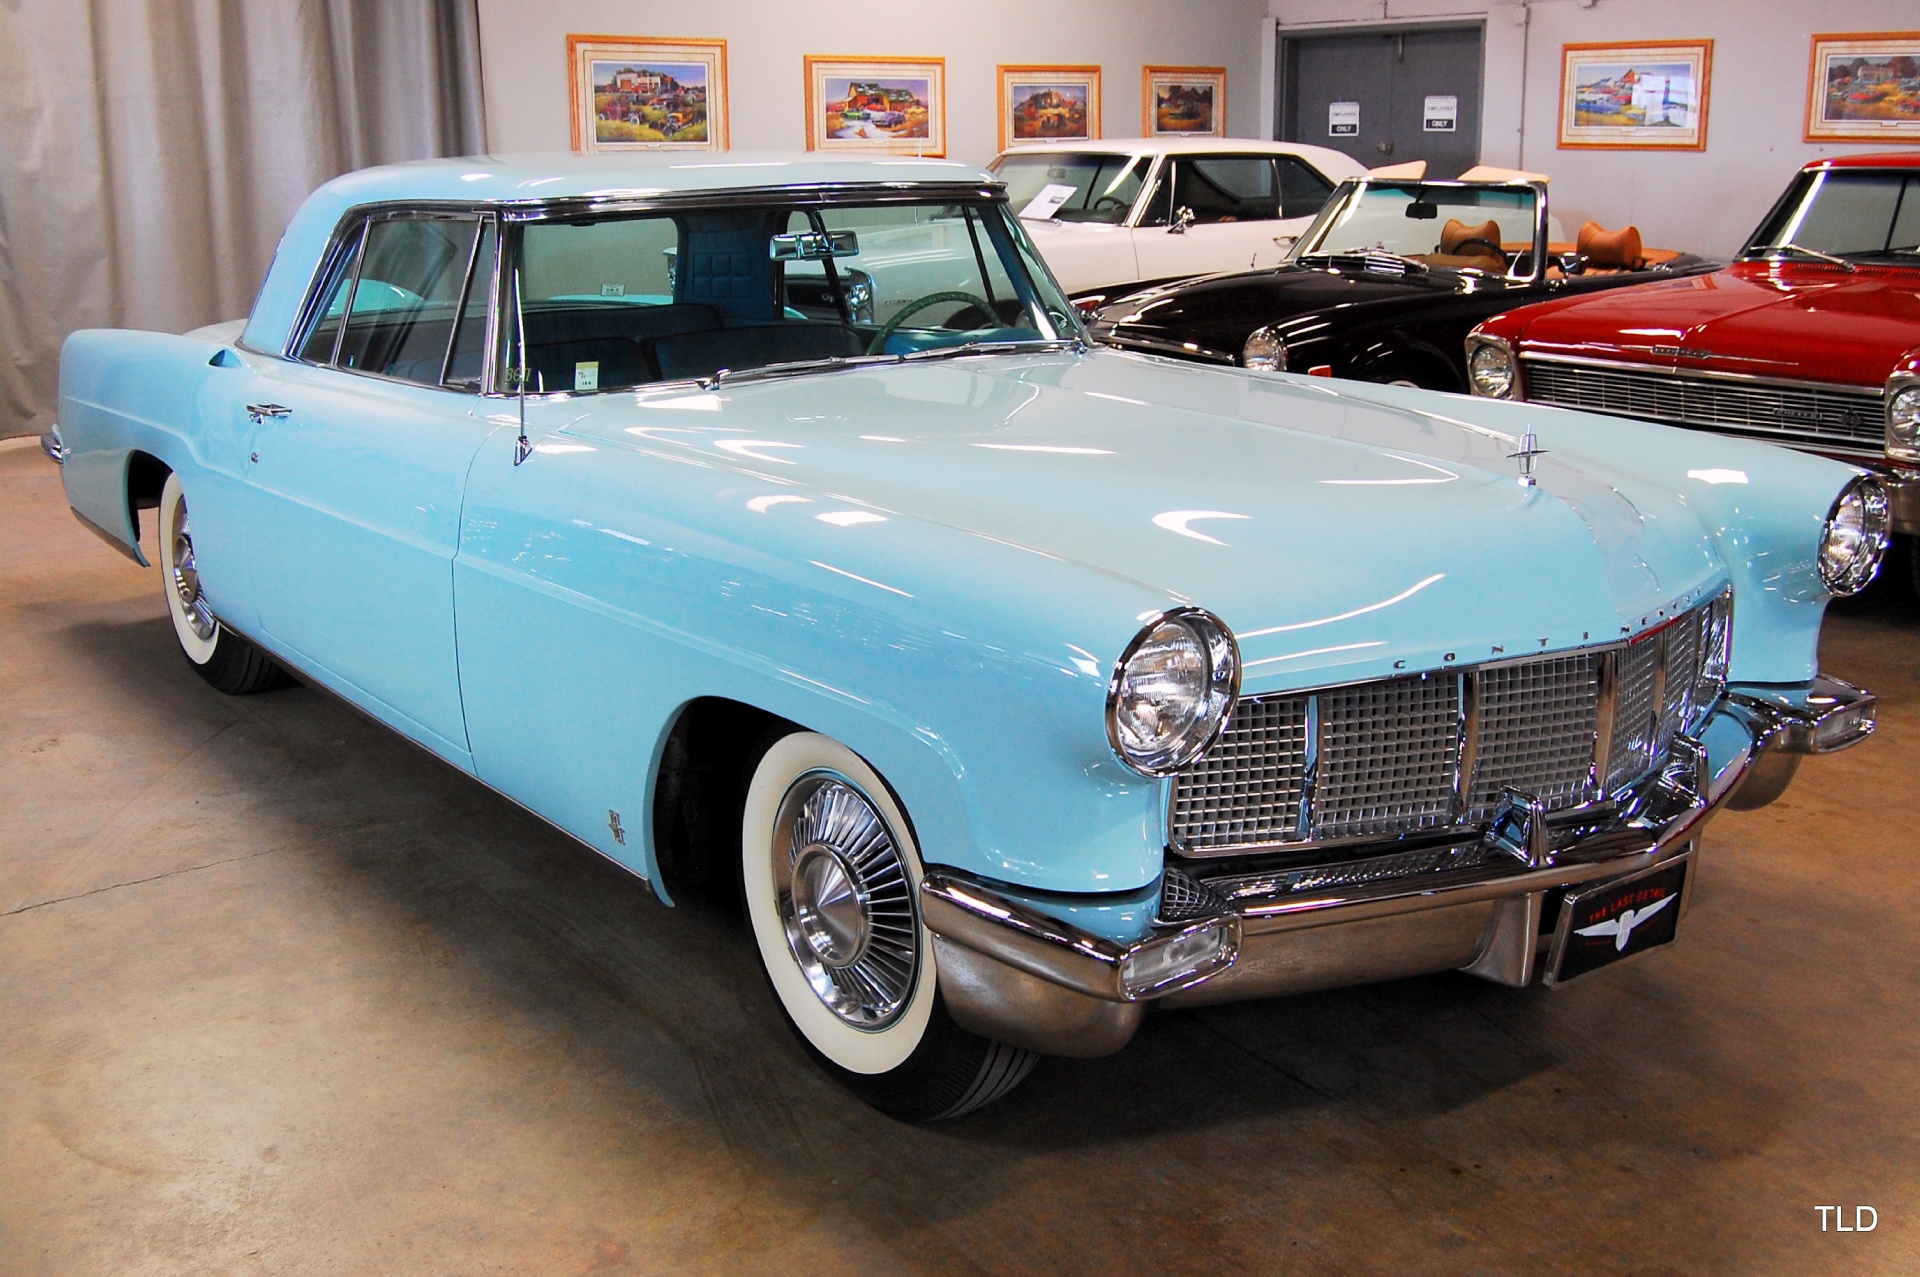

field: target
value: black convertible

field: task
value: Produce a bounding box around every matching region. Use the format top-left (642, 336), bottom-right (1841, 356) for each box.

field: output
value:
top-left (1087, 176), bottom-right (1719, 391)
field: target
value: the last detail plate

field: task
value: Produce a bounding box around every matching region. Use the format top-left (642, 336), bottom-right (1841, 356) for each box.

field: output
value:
top-left (1545, 855), bottom-right (1691, 986)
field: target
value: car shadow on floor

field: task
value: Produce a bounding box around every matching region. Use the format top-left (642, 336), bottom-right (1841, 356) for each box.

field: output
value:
top-left (45, 609), bottom-right (1759, 1228)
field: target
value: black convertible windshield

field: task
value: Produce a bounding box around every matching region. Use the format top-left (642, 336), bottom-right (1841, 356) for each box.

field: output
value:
top-left (1295, 181), bottom-right (1539, 274)
top-left (496, 197), bottom-right (1078, 394)
top-left (1744, 169), bottom-right (1920, 263)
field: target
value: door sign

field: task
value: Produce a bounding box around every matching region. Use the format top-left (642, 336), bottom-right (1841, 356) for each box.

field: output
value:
top-left (1328, 101), bottom-right (1360, 137)
top-left (1423, 95), bottom-right (1458, 132)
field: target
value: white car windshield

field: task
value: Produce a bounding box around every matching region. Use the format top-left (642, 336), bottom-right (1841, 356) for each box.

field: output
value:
top-left (990, 153), bottom-right (1151, 225)
top-left (493, 197), bottom-right (1080, 393)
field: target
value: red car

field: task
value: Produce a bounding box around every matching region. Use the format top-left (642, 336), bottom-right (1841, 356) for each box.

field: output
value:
top-left (1466, 153), bottom-right (1919, 586)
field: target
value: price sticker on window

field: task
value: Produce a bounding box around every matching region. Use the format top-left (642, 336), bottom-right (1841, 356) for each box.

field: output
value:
top-left (1018, 183), bottom-right (1079, 221)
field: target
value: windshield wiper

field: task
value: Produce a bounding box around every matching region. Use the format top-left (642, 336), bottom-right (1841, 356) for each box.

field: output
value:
top-left (901, 337), bottom-right (1084, 362)
top-left (1748, 241), bottom-right (1857, 272)
top-left (702, 353), bottom-right (902, 389)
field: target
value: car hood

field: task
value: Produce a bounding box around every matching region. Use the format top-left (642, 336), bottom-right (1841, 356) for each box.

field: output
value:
top-left (1496, 260), bottom-right (1920, 386)
top-left (550, 349), bottom-right (1725, 693)
top-left (1095, 264), bottom-right (1479, 356)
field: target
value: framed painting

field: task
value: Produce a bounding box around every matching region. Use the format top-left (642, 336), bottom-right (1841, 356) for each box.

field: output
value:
top-left (1557, 41), bottom-right (1711, 151)
top-left (804, 56), bottom-right (946, 156)
top-left (997, 65), bottom-right (1101, 152)
top-left (1805, 33), bottom-right (1920, 143)
top-left (568, 35), bottom-right (728, 152)
top-left (1142, 66), bottom-right (1224, 138)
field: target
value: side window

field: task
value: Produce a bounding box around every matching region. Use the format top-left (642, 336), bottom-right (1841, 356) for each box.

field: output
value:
top-left (1136, 168), bottom-right (1173, 227)
top-left (1173, 157), bottom-right (1281, 225)
top-left (296, 225), bottom-right (366, 364)
top-left (444, 220), bottom-right (497, 388)
top-left (334, 216), bottom-right (481, 385)
top-left (1276, 158), bottom-right (1335, 219)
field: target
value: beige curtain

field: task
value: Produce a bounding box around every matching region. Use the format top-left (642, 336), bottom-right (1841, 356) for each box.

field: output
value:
top-left (0, 0), bottom-right (486, 438)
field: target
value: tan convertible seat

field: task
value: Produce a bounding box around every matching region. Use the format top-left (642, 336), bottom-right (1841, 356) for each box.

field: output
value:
top-left (1577, 221), bottom-right (1644, 272)
top-left (1417, 217), bottom-right (1507, 271)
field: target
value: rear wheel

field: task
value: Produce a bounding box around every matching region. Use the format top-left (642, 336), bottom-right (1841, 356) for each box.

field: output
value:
top-left (157, 473), bottom-right (289, 695)
top-left (741, 730), bottom-right (1037, 1120)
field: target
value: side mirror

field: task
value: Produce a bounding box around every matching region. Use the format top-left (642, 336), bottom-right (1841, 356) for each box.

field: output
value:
top-left (1168, 206), bottom-right (1196, 236)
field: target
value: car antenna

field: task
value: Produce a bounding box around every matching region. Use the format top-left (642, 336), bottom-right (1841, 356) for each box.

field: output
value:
top-left (513, 263), bottom-right (535, 467)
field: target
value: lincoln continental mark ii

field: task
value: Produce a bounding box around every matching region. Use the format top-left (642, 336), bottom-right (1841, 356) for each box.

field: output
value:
top-left (45, 153), bottom-right (1887, 1119)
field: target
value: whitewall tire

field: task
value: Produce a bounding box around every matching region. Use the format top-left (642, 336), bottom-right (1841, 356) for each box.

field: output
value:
top-left (156, 473), bottom-right (289, 695)
top-left (741, 731), bottom-right (1037, 1120)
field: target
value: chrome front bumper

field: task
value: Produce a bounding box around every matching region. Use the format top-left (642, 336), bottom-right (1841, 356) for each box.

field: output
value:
top-left (920, 677), bottom-right (1874, 1059)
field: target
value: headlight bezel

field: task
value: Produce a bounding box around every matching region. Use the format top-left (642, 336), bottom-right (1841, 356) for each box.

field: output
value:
top-left (1105, 608), bottom-right (1241, 777)
top-left (1466, 334), bottom-right (1517, 399)
top-left (1887, 371), bottom-right (1920, 462)
top-left (1241, 326), bottom-right (1287, 372)
top-left (1817, 476), bottom-right (1891, 597)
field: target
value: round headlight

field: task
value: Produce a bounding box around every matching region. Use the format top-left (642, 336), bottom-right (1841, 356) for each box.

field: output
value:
top-left (1107, 609), bottom-right (1240, 776)
top-left (1889, 384), bottom-right (1920, 452)
top-left (1818, 477), bottom-right (1891, 597)
top-left (1241, 327), bottom-right (1287, 372)
top-left (1468, 339), bottom-right (1516, 398)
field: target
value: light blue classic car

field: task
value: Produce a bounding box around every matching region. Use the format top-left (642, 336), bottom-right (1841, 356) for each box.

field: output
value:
top-left (48, 153), bottom-right (1889, 1120)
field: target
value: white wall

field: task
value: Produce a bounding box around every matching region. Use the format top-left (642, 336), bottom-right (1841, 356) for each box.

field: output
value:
top-left (474, 0), bottom-right (1273, 166)
top-left (1272, 0), bottom-right (1920, 257)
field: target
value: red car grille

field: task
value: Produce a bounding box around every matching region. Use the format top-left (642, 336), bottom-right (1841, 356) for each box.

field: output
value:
top-left (1522, 358), bottom-right (1884, 452)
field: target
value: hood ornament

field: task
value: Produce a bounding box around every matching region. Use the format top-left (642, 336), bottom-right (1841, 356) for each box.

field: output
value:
top-left (1509, 427), bottom-right (1547, 488)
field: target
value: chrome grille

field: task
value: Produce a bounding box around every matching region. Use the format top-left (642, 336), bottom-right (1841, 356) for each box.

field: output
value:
top-left (1170, 695), bottom-right (1309, 850)
top-left (1522, 359), bottom-right (1884, 451)
top-left (1313, 676), bottom-right (1459, 839)
top-left (1169, 595), bottom-right (1728, 856)
top-left (1468, 654), bottom-right (1600, 820)
top-left (1606, 632), bottom-right (1662, 792)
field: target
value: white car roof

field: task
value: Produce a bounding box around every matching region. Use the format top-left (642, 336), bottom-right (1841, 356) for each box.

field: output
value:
top-left (992, 136), bottom-right (1368, 177)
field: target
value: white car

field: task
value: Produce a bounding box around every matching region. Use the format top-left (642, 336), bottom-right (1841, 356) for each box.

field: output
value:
top-left (990, 138), bottom-right (1368, 296)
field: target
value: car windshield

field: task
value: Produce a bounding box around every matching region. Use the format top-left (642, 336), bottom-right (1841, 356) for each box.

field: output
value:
top-left (1742, 169), bottom-right (1920, 264)
top-left (496, 197), bottom-right (1078, 393)
top-left (1294, 181), bottom-right (1539, 274)
top-left (989, 153), bottom-right (1150, 224)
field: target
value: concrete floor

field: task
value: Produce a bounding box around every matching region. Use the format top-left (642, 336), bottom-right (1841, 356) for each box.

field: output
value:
top-left (2, 434), bottom-right (1916, 1276)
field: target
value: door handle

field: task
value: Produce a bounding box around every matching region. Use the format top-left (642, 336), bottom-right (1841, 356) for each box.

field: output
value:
top-left (246, 403), bottom-right (291, 422)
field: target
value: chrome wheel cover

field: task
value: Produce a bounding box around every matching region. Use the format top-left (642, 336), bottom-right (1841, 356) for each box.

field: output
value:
top-left (168, 502), bottom-right (217, 642)
top-left (773, 772), bottom-right (919, 1030)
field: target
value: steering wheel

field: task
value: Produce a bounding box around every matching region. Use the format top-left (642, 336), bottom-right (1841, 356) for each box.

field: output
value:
top-left (1091, 195), bottom-right (1129, 212)
top-left (867, 290), bottom-right (997, 354)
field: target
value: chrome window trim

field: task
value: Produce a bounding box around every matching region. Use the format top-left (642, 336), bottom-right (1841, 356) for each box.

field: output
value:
top-left (1167, 587), bottom-right (1731, 858)
top-left (495, 182), bottom-right (1004, 223)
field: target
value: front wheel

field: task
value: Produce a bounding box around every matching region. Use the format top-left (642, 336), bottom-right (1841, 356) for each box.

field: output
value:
top-left (1358, 354), bottom-right (1445, 390)
top-left (157, 473), bottom-right (289, 695)
top-left (741, 731), bottom-right (1037, 1120)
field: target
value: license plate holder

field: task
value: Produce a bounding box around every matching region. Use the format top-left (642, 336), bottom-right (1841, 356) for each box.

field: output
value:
top-left (1544, 854), bottom-right (1692, 987)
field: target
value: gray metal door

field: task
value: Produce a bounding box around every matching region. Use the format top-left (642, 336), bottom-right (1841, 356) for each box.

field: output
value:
top-left (1280, 26), bottom-right (1484, 179)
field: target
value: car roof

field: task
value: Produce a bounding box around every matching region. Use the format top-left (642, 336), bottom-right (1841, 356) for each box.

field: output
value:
top-left (992, 136), bottom-right (1366, 168)
top-left (1803, 152), bottom-right (1920, 172)
top-left (315, 150), bottom-right (999, 207)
